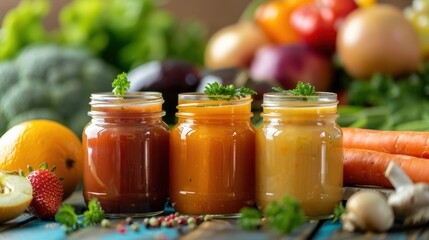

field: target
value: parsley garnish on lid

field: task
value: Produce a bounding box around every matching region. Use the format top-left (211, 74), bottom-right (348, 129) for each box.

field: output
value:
top-left (273, 81), bottom-right (316, 96)
top-left (204, 82), bottom-right (256, 101)
top-left (112, 72), bottom-right (130, 96)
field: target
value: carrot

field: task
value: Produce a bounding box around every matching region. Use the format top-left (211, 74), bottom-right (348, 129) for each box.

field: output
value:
top-left (342, 127), bottom-right (429, 158)
top-left (344, 148), bottom-right (429, 188)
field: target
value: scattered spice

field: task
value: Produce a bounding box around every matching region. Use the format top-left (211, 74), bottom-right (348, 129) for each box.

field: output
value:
top-left (116, 224), bottom-right (127, 233)
top-left (149, 217), bottom-right (160, 228)
top-left (130, 223), bottom-right (139, 232)
top-left (125, 217), bottom-right (133, 225)
top-left (101, 219), bottom-right (110, 228)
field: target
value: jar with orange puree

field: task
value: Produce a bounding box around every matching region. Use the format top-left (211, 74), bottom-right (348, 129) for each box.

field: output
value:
top-left (256, 84), bottom-right (343, 219)
top-left (170, 83), bottom-right (256, 216)
top-left (82, 74), bottom-right (170, 217)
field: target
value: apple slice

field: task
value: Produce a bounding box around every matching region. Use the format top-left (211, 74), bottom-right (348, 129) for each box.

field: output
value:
top-left (0, 171), bottom-right (33, 223)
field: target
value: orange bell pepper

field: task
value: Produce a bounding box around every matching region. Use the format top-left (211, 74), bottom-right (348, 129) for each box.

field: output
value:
top-left (254, 0), bottom-right (313, 44)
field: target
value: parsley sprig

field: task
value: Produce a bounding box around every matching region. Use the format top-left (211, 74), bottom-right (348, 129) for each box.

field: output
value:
top-left (238, 208), bottom-right (263, 230)
top-left (239, 196), bottom-right (305, 234)
top-left (273, 81), bottom-right (316, 96)
top-left (55, 199), bottom-right (105, 234)
top-left (112, 72), bottom-right (130, 96)
top-left (332, 202), bottom-right (346, 223)
top-left (204, 82), bottom-right (256, 101)
top-left (265, 196), bottom-right (305, 234)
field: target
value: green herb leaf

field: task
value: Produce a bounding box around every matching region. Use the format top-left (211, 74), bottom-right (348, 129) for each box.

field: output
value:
top-left (238, 195), bottom-right (305, 234)
top-left (112, 72), bottom-right (130, 96)
top-left (332, 202), bottom-right (346, 223)
top-left (273, 82), bottom-right (316, 96)
top-left (82, 199), bottom-right (105, 227)
top-left (272, 86), bottom-right (288, 93)
top-left (204, 82), bottom-right (256, 101)
top-left (264, 196), bottom-right (305, 234)
top-left (238, 207), bottom-right (262, 230)
top-left (55, 204), bottom-right (79, 233)
top-left (55, 199), bottom-right (104, 235)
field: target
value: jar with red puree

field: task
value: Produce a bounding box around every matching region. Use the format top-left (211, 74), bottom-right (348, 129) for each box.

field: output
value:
top-left (170, 90), bottom-right (256, 217)
top-left (256, 90), bottom-right (343, 219)
top-left (82, 92), bottom-right (170, 217)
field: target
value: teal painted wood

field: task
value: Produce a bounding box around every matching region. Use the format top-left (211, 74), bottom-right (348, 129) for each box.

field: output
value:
top-left (0, 220), bottom-right (67, 240)
top-left (2, 191), bottom-right (429, 239)
top-left (3, 214), bottom-right (429, 239)
top-left (0, 218), bottom-right (179, 240)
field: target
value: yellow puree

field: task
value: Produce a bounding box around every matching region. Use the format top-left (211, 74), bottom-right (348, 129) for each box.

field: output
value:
top-left (256, 104), bottom-right (343, 218)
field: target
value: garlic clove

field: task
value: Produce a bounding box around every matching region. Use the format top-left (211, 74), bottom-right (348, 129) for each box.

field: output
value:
top-left (343, 190), bottom-right (394, 232)
top-left (404, 207), bottom-right (429, 226)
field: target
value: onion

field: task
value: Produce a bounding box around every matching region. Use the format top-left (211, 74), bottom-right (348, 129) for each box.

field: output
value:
top-left (205, 21), bottom-right (270, 69)
top-left (337, 4), bottom-right (421, 78)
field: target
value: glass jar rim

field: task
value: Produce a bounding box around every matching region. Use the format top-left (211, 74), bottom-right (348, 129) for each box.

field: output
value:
top-left (178, 92), bottom-right (252, 101)
top-left (176, 92), bottom-right (253, 117)
top-left (263, 92), bottom-right (336, 102)
top-left (262, 92), bottom-right (337, 106)
top-left (90, 92), bottom-right (164, 106)
top-left (91, 92), bottom-right (163, 101)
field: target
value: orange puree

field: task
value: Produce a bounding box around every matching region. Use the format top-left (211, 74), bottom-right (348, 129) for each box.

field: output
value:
top-left (170, 94), bottom-right (255, 215)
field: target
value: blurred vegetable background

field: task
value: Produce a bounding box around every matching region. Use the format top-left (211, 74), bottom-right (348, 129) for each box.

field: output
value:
top-left (0, 0), bottom-right (428, 135)
top-left (0, 0), bottom-right (208, 135)
top-left (200, 0), bottom-right (429, 131)
top-left (0, 0), bottom-right (207, 71)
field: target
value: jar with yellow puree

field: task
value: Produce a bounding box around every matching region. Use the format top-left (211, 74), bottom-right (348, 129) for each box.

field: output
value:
top-left (256, 91), bottom-right (343, 219)
top-left (170, 91), bottom-right (256, 217)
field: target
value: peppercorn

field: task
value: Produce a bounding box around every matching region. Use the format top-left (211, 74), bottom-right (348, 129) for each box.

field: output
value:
top-left (187, 216), bottom-right (196, 225)
top-left (125, 217), bottom-right (133, 225)
top-left (101, 219), bottom-right (110, 228)
top-left (204, 215), bottom-right (213, 221)
top-left (116, 224), bottom-right (127, 233)
top-left (149, 217), bottom-right (160, 227)
top-left (131, 223), bottom-right (139, 232)
top-left (188, 222), bottom-right (197, 230)
top-left (142, 218), bottom-right (150, 227)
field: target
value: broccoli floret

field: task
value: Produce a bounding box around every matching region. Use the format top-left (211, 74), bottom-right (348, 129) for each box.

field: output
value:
top-left (0, 61), bottom-right (19, 95)
top-left (68, 108), bottom-right (91, 137)
top-left (1, 81), bottom-right (51, 120)
top-left (47, 64), bottom-right (83, 85)
top-left (50, 80), bottom-right (86, 117)
top-left (7, 108), bottom-right (63, 130)
top-left (0, 109), bottom-right (8, 133)
top-left (16, 44), bottom-right (65, 81)
top-left (82, 58), bottom-right (117, 93)
top-left (0, 44), bottom-right (116, 136)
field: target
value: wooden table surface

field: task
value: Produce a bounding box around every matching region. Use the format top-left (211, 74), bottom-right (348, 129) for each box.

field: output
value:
top-left (1, 188), bottom-right (429, 240)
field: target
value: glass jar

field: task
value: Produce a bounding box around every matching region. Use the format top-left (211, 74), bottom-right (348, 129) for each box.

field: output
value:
top-left (256, 92), bottom-right (343, 219)
top-left (170, 93), bottom-right (256, 217)
top-left (82, 92), bottom-right (170, 217)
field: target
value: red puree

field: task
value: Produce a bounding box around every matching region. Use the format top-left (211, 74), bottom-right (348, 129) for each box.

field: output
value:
top-left (82, 93), bottom-right (169, 216)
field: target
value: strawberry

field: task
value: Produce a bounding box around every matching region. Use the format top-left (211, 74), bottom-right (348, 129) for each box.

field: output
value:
top-left (20, 162), bottom-right (64, 220)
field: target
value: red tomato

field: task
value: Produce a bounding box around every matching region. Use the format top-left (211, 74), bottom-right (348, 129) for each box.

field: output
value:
top-left (290, 0), bottom-right (358, 55)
